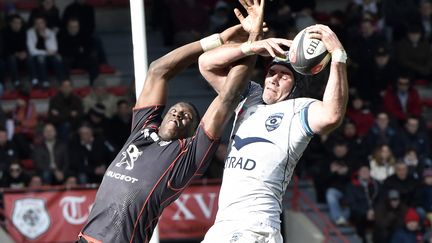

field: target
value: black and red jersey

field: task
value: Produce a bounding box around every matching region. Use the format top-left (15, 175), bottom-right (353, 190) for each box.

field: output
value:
top-left (81, 105), bottom-right (219, 243)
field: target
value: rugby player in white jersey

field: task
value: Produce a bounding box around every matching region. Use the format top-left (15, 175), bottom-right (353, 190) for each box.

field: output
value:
top-left (199, 1), bottom-right (348, 242)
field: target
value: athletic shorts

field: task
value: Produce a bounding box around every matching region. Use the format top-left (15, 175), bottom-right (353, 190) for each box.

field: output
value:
top-left (201, 220), bottom-right (282, 243)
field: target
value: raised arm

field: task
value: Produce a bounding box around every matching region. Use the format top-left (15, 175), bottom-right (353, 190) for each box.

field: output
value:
top-left (200, 0), bottom-right (287, 137)
top-left (307, 25), bottom-right (349, 135)
top-left (199, 37), bottom-right (290, 94)
top-left (199, 0), bottom-right (282, 94)
top-left (135, 24), bottom-right (253, 109)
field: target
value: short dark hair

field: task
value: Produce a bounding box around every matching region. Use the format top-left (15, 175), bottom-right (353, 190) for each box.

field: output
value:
top-left (182, 102), bottom-right (200, 131)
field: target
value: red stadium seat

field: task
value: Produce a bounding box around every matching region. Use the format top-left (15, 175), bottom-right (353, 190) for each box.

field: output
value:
top-left (73, 87), bottom-right (92, 97)
top-left (70, 68), bottom-right (87, 75)
top-left (15, 1), bottom-right (37, 10)
top-left (30, 89), bottom-right (52, 99)
top-left (99, 64), bottom-right (116, 74)
top-left (106, 86), bottom-right (127, 96)
top-left (1, 90), bottom-right (19, 100)
top-left (21, 159), bottom-right (35, 171)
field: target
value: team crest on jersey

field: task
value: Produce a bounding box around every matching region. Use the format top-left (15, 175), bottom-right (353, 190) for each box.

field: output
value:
top-left (116, 144), bottom-right (142, 170)
top-left (12, 198), bottom-right (50, 239)
top-left (265, 113), bottom-right (284, 131)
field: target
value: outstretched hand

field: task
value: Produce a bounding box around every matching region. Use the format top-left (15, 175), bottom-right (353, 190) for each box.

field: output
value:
top-left (305, 24), bottom-right (344, 53)
top-left (250, 38), bottom-right (291, 57)
top-left (235, 0), bottom-right (265, 35)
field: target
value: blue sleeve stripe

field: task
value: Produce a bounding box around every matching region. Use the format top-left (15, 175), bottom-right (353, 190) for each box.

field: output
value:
top-left (300, 101), bottom-right (315, 137)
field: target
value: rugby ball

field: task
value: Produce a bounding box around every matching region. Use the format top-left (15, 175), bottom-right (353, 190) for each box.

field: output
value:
top-left (288, 28), bottom-right (331, 75)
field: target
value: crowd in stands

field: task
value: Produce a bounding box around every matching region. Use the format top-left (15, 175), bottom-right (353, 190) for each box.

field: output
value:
top-left (152, 0), bottom-right (432, 242)
top-left (1, 0), bottom-right (432, 242)
top-left (0, 0), bottom-right (108, 93)
top-left (0, 1), bottom-right (127, 188)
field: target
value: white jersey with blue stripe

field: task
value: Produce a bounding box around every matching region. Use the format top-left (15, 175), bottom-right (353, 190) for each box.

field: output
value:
top-left (215, 82), bottom-right (316, 230)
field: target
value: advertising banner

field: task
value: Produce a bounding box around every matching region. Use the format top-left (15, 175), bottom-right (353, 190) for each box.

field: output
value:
top-left (2, 182), bottom-right (220, 242)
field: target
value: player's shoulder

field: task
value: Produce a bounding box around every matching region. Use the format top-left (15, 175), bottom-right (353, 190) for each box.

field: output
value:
top-left (283, 97), bottom-right (318, 111)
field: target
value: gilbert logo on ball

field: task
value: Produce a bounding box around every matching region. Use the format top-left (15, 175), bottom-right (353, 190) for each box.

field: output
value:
top-left (288, 28), bottom-right (331, 75)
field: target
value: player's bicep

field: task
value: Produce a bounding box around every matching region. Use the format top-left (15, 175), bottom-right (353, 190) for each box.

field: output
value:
top-left (135, 72), bottom-right (168, 108)
top-left (167, 126), bottom-right (219, 190)
top-left (198, 54), bottom-right (229, 95)
top-left (307, 101), bottom-right (336, 135)
top-left (201, 96), bottom-right (235, 139)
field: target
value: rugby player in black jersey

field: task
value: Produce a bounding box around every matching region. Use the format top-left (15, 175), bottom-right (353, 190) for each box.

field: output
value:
top-left (76, 1), bottom-right (287, 241)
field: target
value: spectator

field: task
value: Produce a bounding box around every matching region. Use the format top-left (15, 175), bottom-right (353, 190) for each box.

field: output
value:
top-left (62, 0), bottom-right (95, 37)
top-left (300, 135), bottom-right (330, 185)
top-left (422, 168), bottom-right (432, 222)
top-left (68, 124), bottom-right (114, 184)
top-left (343, 120), bottom-right (368, 161)
top-left (383, 161), bottom-right (422, 208)
top-left (27, 15), bottom-right (65, 88)
top-left (207, 1), bottom-right (230, 33)
top-left (327, 10), bottom-right (349, 46)
top-left (294, 4), bottom-right (317, 31)
top-left (346, 0), bottom-right (381, 25)
top-left (395, 24), bottom-right (432, 81)
top-left (32, 123), bottom-right (68, 185)
top-left (47, 80), bottom-right (83, 140)
top-left (364, 112), bottom-right (400, 154)
top-left (403, 148), bottom-right (427, 180)
top-left (62, 0), bottom-right (107, 64)
top-left (399, 117), bottom-right (430, 160)
top-left (0, 38), bottom-right (5, 94)
top-left (169, 0), bottom-right (209, 46)
top-left (369, 144), bottom-right (396, 183)
top-left (417, 0), bottom-right (432, 42)
top-left (346, 165), bottom-right (380, 243)
top-left (0, 162), bottom-right (30, 188)
top-left (84, 103), bottom-right (110, 140)
top-left (82, 79), bottom-right (117, 118)
top-left (328, 120), bottom-right (368, 163)
top-left (108, 99), bottom-right (132, 150)
top-left (28, 174), bottom-right (44, 188)
top-left (264, 1), bottom-right (295, 36)
top-left (64, 175), bottom-right (78, 188)
top-left (346, 95), bottom-right (375, 137)
top-left (11, 91), bottom-right (38, 139)
top-left (325, 158), bottom-right (351, 226)
top-left (0, 106), bottom-right (6, 129)
top-left (3, 14), bottom-right (37, 88)
top-left (382, 0), bottom-right (420, 42)
top-left (347, 17), bottom-right (385, 74)
top-left (58, 18), bottom-right (99, 85)
top-left (383, 72), bottom-right (422, 125)
top-left (358, 45), bottom-right (398, 108)
top-left (28, 0), bottom-right (61, 32)
top-left (390, 208), bottom-right (424, 243)
top-left (313, 140), bottom-right (352, 203)
top-left (10, 92), bottom-right (36, 160)
top-left (0, 127), bottom-right (19, 175)
top-left (373, 189), bottom-right (408, 243)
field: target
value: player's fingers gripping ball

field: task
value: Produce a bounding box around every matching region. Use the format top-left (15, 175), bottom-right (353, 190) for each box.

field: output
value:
top-left (288, 28), bottom-right (331, 75)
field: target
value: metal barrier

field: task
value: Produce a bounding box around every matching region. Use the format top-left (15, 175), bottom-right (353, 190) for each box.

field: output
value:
top-left (290, 176), bottom-right (351, 243)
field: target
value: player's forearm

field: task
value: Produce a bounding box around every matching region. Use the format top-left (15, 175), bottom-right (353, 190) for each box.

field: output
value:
top-left (199, 43), bottom-right (247, 71)
top-left (148, 41), bottom-right (203, 81)
top-left (321, 61), bottom-right (348, 128)
top-left (220, 57), bottom-right (256, 106)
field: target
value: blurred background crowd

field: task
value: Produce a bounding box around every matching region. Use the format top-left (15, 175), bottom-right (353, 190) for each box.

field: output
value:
top-left (0, 0), bottom-right (432, 242)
